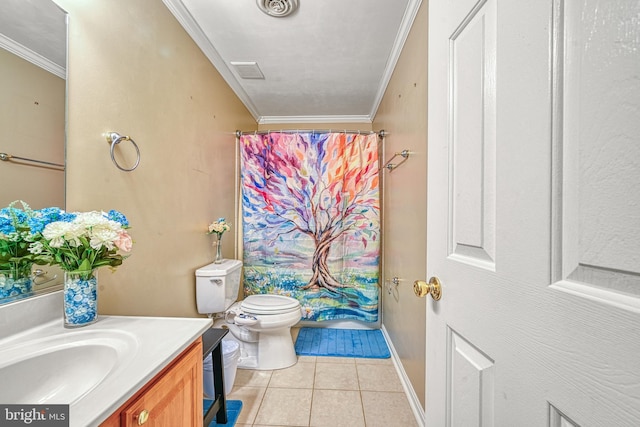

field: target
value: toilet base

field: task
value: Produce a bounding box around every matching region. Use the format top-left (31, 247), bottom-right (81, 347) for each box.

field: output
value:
top-left (215, 321), bottom-right (298, 370)
top-left (253, 327), bottom-right (298, 370)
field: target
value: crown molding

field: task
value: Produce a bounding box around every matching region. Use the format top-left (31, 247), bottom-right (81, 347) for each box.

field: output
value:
top-left (369, 0), bottom-right (423, 119)
top-left (257, 115), bottom-right (373, 125)
top-left (0, 33), bottom-right (66, 79)
top-left (162, 0), bottom-right (261, 121)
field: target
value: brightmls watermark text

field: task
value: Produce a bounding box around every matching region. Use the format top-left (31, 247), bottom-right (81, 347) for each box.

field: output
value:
top-left (0, 405), bottom-right (69, 426)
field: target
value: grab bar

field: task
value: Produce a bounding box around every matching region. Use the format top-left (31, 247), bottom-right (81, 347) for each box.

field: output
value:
top-left (0, 152), bottom-right (64, 170)
top-left (32, 269), bottom-right (58, 286)
top-left (380, 149), bottom-right (410, 172)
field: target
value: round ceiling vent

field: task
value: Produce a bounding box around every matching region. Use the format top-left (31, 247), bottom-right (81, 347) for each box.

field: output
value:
top-left (257, 0), bottom-right (298, 17)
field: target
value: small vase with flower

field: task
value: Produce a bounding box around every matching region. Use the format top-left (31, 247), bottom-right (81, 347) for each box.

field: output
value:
top-left (207, 218), bottom-right (231, 264)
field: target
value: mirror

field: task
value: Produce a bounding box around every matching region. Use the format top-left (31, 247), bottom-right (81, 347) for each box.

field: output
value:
top-left (0, 0), bottom-right (67, 304)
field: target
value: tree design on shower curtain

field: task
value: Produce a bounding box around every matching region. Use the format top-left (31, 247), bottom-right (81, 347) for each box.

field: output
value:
top-left (240, 132), bottom-right (380, 322)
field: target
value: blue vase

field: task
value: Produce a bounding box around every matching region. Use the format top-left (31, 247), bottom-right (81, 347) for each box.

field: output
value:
top-left (0, 263), bottom-right (33, 300)
top-left (63, 269), bottom-right (98, 328)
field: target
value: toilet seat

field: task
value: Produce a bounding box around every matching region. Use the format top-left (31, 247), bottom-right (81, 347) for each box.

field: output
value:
top-left (240, 294), bottom-right (300, 315)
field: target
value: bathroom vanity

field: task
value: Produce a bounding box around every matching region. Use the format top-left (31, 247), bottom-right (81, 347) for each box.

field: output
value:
top-left (0, 291), bottom-right (212, 427)
top-left (100, 338), bottom-right (203, 426)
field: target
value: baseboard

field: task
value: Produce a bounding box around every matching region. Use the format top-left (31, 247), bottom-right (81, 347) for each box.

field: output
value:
top-left (297, 319), bottom-right (380, 330)
top-left (381, 325), bottom-right (426, 427)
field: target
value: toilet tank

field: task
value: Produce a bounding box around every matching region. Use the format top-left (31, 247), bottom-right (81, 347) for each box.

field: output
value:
top-left (195, 259), bottom-right (242, 314)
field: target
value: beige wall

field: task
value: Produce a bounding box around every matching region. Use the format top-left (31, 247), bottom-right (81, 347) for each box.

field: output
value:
top-left (0, 49), bottom-right (65, 209)
top-left (373, 1), bottom-right (428, 409)
top-left (55, 0), bottom-right (256, 317)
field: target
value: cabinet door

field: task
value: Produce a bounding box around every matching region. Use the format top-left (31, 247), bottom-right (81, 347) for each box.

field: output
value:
top-left (122, 341), bottom-right (203, 427)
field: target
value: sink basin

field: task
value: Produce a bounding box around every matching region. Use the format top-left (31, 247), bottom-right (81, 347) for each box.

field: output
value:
top-left (0, 329), bottom-right (138, 404)
top-left (0, 292), bottom-right (212, 426)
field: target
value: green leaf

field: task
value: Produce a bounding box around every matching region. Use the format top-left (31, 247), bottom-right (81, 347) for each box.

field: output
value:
top-left (77, 258), bottom-right (93, 272)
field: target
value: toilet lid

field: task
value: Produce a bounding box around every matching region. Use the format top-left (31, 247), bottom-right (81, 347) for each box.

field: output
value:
top-left (241, 295), bottom-right (300, 314)
top-left (195, 259), bottom-right (242, 277)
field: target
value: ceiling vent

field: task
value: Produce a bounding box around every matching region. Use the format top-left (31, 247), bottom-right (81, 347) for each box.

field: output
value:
top-left (256, 0), bottom-right (298, 17)
top-left (230, 61), bottom-right (265, 79)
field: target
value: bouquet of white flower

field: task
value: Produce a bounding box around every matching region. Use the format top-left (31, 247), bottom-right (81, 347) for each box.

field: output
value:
top-left (29, 210), bottom-right (132, 280)
top-left (207, 217), bottom-right (231, 238)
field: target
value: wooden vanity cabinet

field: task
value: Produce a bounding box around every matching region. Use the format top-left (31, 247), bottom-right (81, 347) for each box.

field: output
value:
top-left (101, 338), bottom-right (203, 427)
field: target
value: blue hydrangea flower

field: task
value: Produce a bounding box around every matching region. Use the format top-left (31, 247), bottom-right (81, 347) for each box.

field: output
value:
top-left (106, 210), bottom-right (129, 227)
top-left (0, 215), bottom-right (16, 235)
top-left (28, 207), bottom-right (75, 234)
top-left (0, 206), bottom-right (28, 235)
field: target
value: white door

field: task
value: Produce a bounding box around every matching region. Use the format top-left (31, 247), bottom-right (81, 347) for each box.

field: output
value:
top-left (426, 0), bottom-right (640, 425)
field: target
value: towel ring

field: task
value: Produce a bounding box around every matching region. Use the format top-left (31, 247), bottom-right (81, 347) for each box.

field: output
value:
top-left (105, 132), bottom-right (140, 171)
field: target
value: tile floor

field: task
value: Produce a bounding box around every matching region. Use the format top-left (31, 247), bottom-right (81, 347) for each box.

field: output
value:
top-left (226, 330), bottom-right (419, 427)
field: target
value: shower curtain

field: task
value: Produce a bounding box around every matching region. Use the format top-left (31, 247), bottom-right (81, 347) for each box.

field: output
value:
top-left (240, 132), bottom-right (380, 322)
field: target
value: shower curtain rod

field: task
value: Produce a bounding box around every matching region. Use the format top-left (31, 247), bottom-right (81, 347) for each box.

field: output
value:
top-left (235, 129), bottom-right (388, 138)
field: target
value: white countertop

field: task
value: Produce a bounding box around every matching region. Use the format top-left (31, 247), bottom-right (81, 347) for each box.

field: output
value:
top-left (0, 291), bottom-right (212, 427)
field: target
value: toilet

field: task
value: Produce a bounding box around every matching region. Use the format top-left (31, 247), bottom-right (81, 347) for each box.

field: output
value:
top-left (195, 259), bottom-right (302, 370)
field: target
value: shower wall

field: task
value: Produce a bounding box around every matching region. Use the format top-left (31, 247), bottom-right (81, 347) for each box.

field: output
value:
top-left (373, 0), bottom-right (428, 410)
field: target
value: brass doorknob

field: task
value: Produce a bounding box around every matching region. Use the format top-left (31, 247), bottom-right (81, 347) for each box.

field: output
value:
top-left (413, 277), bottom-right (442, 300)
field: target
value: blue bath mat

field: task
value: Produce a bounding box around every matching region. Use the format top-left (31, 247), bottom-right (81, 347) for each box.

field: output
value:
top-left (203, 399), bottom-right (243, 427)
top-left (295, 327), bottom-right (390, 358)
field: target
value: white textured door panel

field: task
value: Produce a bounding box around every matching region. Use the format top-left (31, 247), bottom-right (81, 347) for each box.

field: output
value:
top-left (427, 0), bottom-right (640, 425)
top-left (448, 0), bottom-right (496, 271)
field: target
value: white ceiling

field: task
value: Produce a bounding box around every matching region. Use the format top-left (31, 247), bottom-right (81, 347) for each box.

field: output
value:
top-left (0, 0), bottom-right (66, 79)
top-left (1, 0), bottom-right (421, 125)
top-left (163, 0), bottom-right (422, 124)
